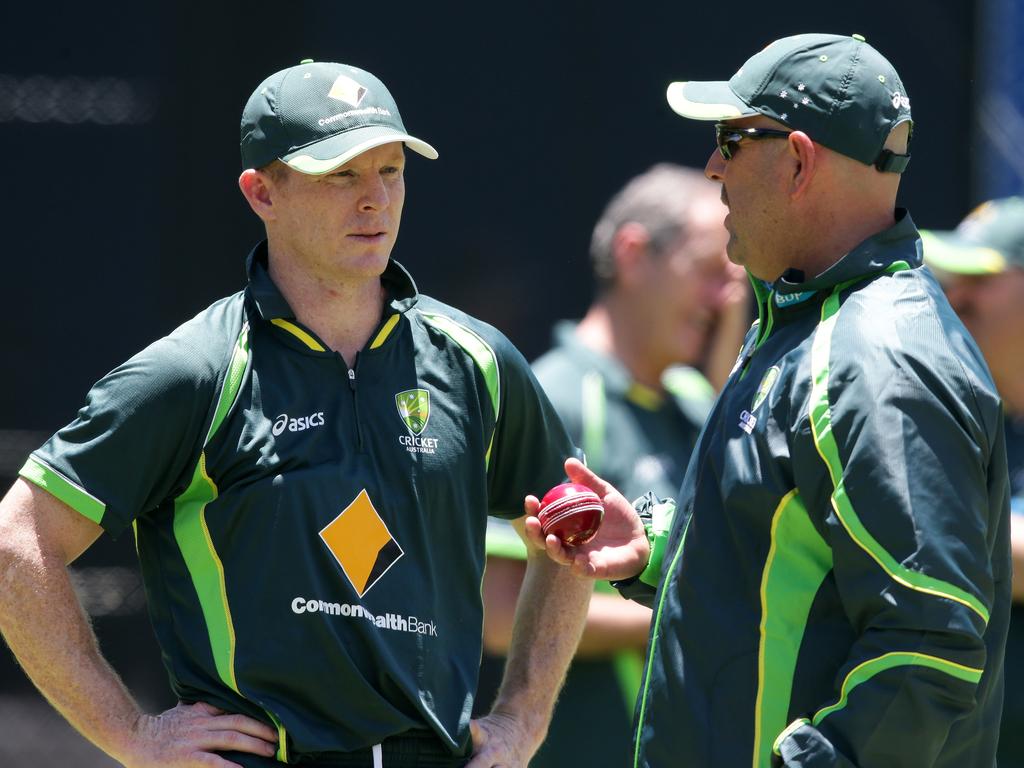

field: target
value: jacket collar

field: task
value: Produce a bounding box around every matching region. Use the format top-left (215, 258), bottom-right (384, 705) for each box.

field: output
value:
top-left (765, 208), bottom-right (921, 307)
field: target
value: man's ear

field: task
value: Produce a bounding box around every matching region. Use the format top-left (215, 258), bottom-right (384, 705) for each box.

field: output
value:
top-left (612, 222), bottom-right (654, 288)
top-left (786, 131), bottom-right (817, 199)
top-left (238, 168), bottom-right (278, 223)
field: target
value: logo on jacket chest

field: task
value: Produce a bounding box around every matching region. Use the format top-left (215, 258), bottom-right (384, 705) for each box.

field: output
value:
top-left (395, 388), bottom-right (440, 454)
top-left (738, 365), bottom-right (782, 435)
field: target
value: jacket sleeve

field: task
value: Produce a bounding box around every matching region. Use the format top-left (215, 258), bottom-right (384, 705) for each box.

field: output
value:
top-left (780, 291), bottom-right (1009, 766)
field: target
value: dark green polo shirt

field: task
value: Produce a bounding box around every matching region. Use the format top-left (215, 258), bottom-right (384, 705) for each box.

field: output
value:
top-left (532, 321), bottom-right (712, 501)
top-left (21, 243), bottom-right (577, 762)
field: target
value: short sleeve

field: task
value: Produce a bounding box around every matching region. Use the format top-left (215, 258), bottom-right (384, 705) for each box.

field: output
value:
top-left (486, 336), bottom-right (581, 519)
top-left (21, 333), bottom-right (224, 538)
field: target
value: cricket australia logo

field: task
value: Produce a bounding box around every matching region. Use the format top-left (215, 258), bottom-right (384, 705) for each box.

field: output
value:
top-left (751, 365), bottom-right (781, 412)
top-left (395, 388), bottom-right (440, 454)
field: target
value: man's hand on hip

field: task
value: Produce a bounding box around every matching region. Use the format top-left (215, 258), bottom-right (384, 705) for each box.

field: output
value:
top-left (118, 701), bottom-right (278, 767)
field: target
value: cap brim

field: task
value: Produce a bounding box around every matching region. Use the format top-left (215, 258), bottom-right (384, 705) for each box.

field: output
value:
top-left (666, 81), bottom-right (757, 121)
top-left (920, 229), bottom-right (1008, 276)
top-left (282, 125), bottom-right (438, 175)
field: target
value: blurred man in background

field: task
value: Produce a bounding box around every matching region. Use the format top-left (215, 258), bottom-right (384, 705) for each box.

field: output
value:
top-left (922, 197), bottom-right (1024, 767)
top-left (477, 164), bottom-right (748, 767)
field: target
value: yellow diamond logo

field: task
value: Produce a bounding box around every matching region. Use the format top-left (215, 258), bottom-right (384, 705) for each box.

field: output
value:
top-left (319, 489), bottom-right (403, 597)
top-left (327, 74), bottom-right (367, 107)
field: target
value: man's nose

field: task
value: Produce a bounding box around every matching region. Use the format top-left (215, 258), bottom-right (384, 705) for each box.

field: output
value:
top-left (359, 175), bottom-right (390, 211)
top-left (705, 149), bottom-right (726, 182)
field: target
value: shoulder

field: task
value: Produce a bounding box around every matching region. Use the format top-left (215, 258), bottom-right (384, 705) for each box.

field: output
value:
top-left (412, 295), bottom-right (528, 368)
top-left (99, 291), bottom-right (248, 408)
top-left (532, 345), bottom-right (585, 388)
top-left (530, 346), bottom-right (587, 421)
top-left (830, 267), bottom-right (1001, 427)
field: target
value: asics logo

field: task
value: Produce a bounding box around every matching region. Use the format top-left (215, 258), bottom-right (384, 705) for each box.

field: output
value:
top-left (273, 411), bottom-right (326, 436)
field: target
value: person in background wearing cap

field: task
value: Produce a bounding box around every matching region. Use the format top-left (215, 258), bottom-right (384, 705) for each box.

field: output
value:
top-left (523, 33), bottom-right (1010, 767)
top-left (0, 60), bottom-right (592, 768)
top-left (476, 163), bottom-right (748, 767)
top-left (921, 198), bottom-right (1024, 767)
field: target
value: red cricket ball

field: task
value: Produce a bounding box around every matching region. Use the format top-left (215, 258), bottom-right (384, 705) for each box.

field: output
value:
top-left (537, 482), bottom-right (604, 546)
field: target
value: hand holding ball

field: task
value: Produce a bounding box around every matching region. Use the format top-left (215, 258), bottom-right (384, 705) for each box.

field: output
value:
top-left (537, 482), bottom-right (604, 546)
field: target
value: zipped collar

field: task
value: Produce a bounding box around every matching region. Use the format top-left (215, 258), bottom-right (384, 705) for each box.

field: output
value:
top-left (754, 208), bottom-right (921, 312)
top-left (243, 240), bottom-right (420, 323)
top-left (740, 209), bottom-right (921, 369)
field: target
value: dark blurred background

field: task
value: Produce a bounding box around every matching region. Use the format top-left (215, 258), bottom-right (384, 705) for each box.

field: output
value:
top-left (1, 1), bottom-right (1021, 764)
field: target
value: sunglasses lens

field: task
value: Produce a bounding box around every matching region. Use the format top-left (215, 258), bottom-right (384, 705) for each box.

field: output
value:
top-left (716, 127), bottom-right (738, 160)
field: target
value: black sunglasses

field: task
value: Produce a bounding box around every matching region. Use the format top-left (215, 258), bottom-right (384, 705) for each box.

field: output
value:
top-left (714, 124), bottom-right (793, 160)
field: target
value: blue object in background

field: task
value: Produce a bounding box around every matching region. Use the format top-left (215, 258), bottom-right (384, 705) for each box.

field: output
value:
top-left (975, 0), bottom-right (1024, 199)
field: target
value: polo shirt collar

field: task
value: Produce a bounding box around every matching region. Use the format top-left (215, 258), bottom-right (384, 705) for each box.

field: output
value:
top-left (244, 241), bottom-right (420, 322)
top-left (552, 321), bottom-right (632, 397)
top-left (552, 321), bottom-right (669, 408)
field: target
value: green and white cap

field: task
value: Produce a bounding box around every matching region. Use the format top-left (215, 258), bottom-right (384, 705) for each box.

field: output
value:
top-left (240, 59), bottom-right (438, 174)
top-left (922, 197), bottom-right (1024, 275)
top-left (666, 33), bottom-right (912, 172)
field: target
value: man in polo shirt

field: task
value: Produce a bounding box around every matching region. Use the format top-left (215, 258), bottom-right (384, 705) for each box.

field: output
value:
top-left (921, 198), bottom-right (1024, 767)
top-left (526, 34), bottom-right (1010, 767)
top-left (0, 60), bottom-right (592, 767)
top-left (478, 163), bottom-right (747, 767)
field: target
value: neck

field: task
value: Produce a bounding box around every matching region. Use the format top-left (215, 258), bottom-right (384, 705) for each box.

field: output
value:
top-left (576, 298), bottom-right (664, 391)
top-left (780, 205), bottom-right (897, 281)
top-left (267, 250), bottom-right (386, 366)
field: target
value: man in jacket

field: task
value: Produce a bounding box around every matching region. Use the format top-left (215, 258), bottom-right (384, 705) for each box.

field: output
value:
top-left (527, 33), bottom-right (1011, 768)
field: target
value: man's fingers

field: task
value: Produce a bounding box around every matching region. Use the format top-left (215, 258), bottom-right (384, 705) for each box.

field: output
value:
top-left (197, 729), bottom-right (279, 756)
top-left (564, 457), bottom-right (616, 499)
top-left (208, 712), bottom-right (280, 742)
top-left (189, 701), bottom-right (225, 716)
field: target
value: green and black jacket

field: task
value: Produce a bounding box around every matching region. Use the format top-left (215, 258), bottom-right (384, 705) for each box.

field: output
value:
top-left (20, 243), bottom-right (577, 762)
top-left (623, 212), bottom-right (1011, 767)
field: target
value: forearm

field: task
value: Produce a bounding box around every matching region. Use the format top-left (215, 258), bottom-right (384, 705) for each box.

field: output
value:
top-left (491, 551), bottom-right (592, 749)
top-left (0, 484), bottom-right (140, 764)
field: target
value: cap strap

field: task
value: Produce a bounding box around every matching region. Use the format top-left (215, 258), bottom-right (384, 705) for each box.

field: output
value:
top-left (874, 150), bottom-right (911, 173)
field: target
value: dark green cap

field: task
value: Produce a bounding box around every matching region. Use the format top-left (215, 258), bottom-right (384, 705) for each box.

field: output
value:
top-left (240, 60), bottom-right (438, 174)
top-left (666, 33), bottom-right (912, 172)
top-left (922, 197), bottom-right (1024, 275)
